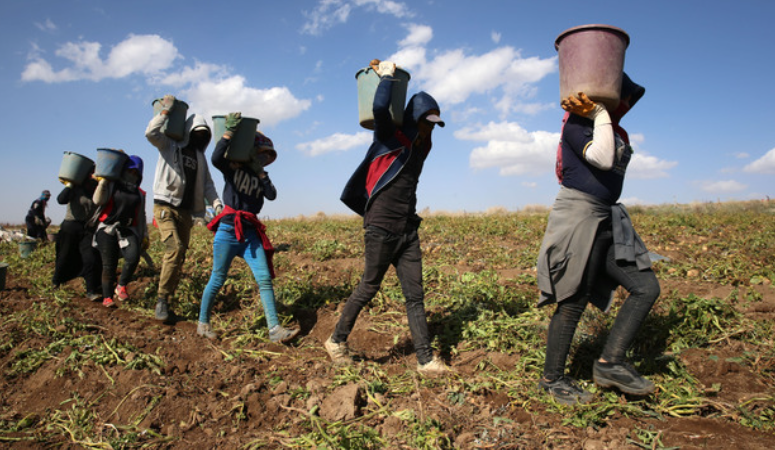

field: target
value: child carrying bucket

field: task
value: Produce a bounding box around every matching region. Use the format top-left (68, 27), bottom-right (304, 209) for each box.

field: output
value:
top-left (197, 113), bottom-right (297, 342)
top-left (92, 154), bottom-right (148, 308)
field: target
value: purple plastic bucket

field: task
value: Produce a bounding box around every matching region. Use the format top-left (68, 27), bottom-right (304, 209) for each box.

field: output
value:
top-left (555, 24), bottom-right (630, 111)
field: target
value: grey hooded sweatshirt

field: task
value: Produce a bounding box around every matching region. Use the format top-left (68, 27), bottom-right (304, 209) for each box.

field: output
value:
top-left (146, 113), bottom-right (222, 216)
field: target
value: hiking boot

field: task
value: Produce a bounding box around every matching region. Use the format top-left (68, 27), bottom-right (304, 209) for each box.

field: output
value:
top-left (593, 360), bottom-right (655, 395)
top-left (324, 336), bottom-right (353, 365)
top-left (539, 376), bottom-right (594, 405)
top-left (102, 297), bottom-right (117, 308)
top-left (86, 292), bottom-right (102, 302)
top-left (155, 298), bottom-right (170, 322)
top-left (197, 322), bottom-right (218, 340)
top-left (417, 357), bottom-right (454, 376)
top-left (269, 325), bottom-right (300, 344)
top-left (114, 285), bottom-right (129, 301)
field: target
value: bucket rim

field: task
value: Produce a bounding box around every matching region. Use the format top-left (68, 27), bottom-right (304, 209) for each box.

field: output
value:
top-left (554, 24), bottom-right (630, 51)
top-left (63, 151), bottom-right (95, 163)
top-left (355, 66), bottom-right (411, 80)
top-left (152, 98), bottom-right (189, 108)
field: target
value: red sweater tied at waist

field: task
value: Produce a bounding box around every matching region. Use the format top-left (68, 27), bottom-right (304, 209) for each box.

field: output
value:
top-left (207, 205), bottom-right (276, 278)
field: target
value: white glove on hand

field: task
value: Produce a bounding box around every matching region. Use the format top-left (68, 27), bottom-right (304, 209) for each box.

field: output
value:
top-left (376, 61), bottom-right (396, 78)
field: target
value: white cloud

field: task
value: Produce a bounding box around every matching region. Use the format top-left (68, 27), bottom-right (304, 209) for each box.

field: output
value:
top-left (354, 0), bottom-right (413, 18)
top-left (34, 18), bottom-right (57, 32)
top-left (21, 35), bottom-right (311, 127)
top-left (698, 179), bottom-right (747, 193)
top-left (619, 197), bottom-right (647, 205)
top-left (628, 152), bottom-right (677, 179)
top-left (743, 148), bottom-right (775, 174)
top-left (301, 0), bottom-right (412, 35)
top-left (22, 34), bottom-right (179, 82)
top-left (399, 24), bottom-right (433, 47)
top-left (457, 121), bottom-right (559, 176)
top-left (387, 26), bottom-right (556, 114)
top-left (491, 31), bottom-right (501, 44)
top-left (522, 181), bottom-right (537, 188)
top-left (185, 77), bottom-right (312, 128)
top-left (296, 131), bottom-right (372, 156)
top-left (734, 152), bottom-right (750, 159)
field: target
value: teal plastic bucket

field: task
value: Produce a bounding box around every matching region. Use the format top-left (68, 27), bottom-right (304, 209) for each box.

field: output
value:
top-left (225, 117), bottom-right (260, 162)
top-left (356, 67), bottom-right (411, 130)
top-left (94, 148), bottom-right (129, 181)
top-left (555, 24), bottom-right (629, 112)
top-left (0, 262), bottom-right (7, 290)
top-left (19, 240), bottom-right (37, 259)
top-left (58, 151), bottom-right (95, 185)
top-left (153, 99), bottom-right (189, 141)
top-left (212, 115), bottom-right (226, 142)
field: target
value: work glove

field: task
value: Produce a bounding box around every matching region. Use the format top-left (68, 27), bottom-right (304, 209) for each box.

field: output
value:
top-left (59, 178), bottom-right (72, 188)
top-left (224, 112), bottom-right (242, 138)
top-left (561, 92), bottom-right (605, 119)
top-left (35, 217), bottom-right (45, 226)
top-left (214, 204), bottom-right (223, 216)
top-left (159, 94), bottom-right (176, 114)
top-left (371, 59), bottom-right (396, 78)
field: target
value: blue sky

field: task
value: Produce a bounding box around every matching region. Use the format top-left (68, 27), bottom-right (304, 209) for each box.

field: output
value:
top-left (2, 0), bottom-right (774, 224)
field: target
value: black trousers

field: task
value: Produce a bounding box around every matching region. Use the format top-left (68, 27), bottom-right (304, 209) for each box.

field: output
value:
top-left (543, 228), bottom-right (661, 380)
top-left (332, 226), bottom-right (433, 365)
top-left (52, 220), bottom-right (101, 294)
top-left (95, 228), bottom-right (140, 299)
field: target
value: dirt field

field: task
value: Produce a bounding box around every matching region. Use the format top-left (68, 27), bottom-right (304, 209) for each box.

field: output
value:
top-left (1, 204), bottom-right (774, 449)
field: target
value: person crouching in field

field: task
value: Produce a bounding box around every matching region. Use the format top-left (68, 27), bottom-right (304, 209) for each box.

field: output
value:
top-left (52, 165), bottom-right (102, 301)
top-left (92, 155), bottom-right (148, 308)
top-left (146, 94), bottom-right (223, 322)
top-left (536, 74), bottom-right (660, 405)
top-left (198, 113), bottom-right (299, 343)
top-left (326, 60), bottom-right (451, 376)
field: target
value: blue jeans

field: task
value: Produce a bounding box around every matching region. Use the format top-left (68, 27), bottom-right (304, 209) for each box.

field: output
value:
top-left (199, 224), bottom-right (279, 328)
top-left (332, 225), bottom-right (433, 365)
top-left (543, 228), bottom-right (661, 380)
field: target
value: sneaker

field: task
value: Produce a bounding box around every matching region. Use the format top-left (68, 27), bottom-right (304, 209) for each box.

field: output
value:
top-left (269, 325), bottom-right (300, 344)
top-left (102, 297), bottom-right (117, 308)
top-left (114, 285), bottom-right (129, 301)
top-left (155, 299), bottom-right (170, 322)
top-left (539, 376), bottom-right (594, 405)
top-left (593, 360), bottom-right (655, 395)
top-left (86, 292), bottom-right (102, 302)
top-left (324, 336), bottom-right (353, 365)
top-left (417, 357), bottom-right (454, 376)
top-left (197, 322), bottom-right (218, 339)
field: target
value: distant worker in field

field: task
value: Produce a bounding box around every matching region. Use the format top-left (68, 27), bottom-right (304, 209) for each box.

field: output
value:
top-left (536, 74), bottom-right (660, 404)
top-left (198, 113), bottom-right (298, 343)
top-left (93, 155), bottom-right (148, 308)
top-left (146, 94), bottom-right (223, 322)
top-left (25, 190), bottom-right (51, 240)
top-left (326, 59), bottom-right (451, 376)
top-left (52, 166), bottom-right (102, 301)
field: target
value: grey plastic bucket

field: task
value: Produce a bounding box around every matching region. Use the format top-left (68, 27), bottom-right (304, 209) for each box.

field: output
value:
top-left (224, 117), bottom-right (260, 162)
top-left (356, 67), bottom-right (411, 130)
top-left (19, 240), bottom-right (37, 259)
top-left (58, 151), bottom-right (95, 185)
top-left (153, 99), bottom-right (189, 141)
top-left (0, 262), bottom-right (7, 290)
top-left (555, 24), bottom-right (629, 112)
top-left (212, 115), bottom-right (226, 142)
top-left (94, 148), bottom-right (129, 181)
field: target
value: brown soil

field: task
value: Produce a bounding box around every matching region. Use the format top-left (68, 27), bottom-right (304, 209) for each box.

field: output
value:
top-left (1, 260), bottom-right (774, 449)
